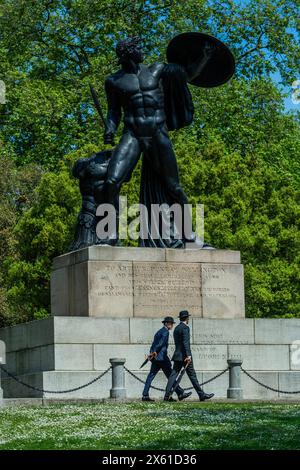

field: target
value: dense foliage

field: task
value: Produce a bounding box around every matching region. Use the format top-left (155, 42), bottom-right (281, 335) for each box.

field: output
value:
top-left (0, 0), bottom-right (299, 325)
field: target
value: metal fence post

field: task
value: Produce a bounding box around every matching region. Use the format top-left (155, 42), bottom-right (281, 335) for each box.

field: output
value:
top-left (110, 358), bottom-right (126, 400)
top-left (0, 341), bottom-right (6, 407)
top-left (227, 358), bottom-right (243, 399)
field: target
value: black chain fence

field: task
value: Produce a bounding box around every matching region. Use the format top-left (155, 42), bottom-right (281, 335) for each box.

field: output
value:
top-left (124, 366), bottom-right (229, 392)
top-left (241, 368), bottom-right (300, 395)
top-left (0, 364), bottom-right (111, 394)
top-left (0, 363), bottom-right (229, 395)
top-left (2, 363), bottom-right (300, 397)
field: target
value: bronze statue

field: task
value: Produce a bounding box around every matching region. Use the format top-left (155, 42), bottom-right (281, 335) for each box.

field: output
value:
top-left (71, 33), bottom-right (235, 250)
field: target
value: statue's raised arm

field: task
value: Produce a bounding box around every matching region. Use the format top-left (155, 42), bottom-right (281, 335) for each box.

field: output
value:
top-left (166, 32), bottom-right (235, 88)
top-left (159, 32), bottom-right (235, 132)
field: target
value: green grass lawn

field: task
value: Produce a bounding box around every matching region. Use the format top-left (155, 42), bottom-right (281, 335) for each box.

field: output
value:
top-left (0, 402), bottom-right (300, 450)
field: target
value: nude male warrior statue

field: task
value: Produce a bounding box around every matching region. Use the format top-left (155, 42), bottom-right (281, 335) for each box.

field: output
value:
top-left (71, 33), bottom-right (234, 249)
top-left (103, 35), bottom-right (217, 247)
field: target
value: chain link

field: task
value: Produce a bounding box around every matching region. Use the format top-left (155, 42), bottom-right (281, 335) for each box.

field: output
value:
top-left (242, 368), bottom-right (300, 395)
top-left (125, 367), bottom-right (166, 391)
top-left (125, 366), bottom-right (229, 392)
top-left (0, 363), bottom-right (228, 396)
top-left (5, 363), bottom-right (299, 396)
top-left (0, 364), bottom-right (111, 394)
top-left (199, 367), bottom-right (229, 386)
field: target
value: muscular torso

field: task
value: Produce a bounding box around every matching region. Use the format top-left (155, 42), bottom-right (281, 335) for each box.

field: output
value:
top-left (107, 62), bottom-right (166, 136)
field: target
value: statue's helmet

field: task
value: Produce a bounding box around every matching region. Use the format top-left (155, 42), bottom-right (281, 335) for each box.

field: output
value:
top-left (116, 36), bottom-right (143, 64)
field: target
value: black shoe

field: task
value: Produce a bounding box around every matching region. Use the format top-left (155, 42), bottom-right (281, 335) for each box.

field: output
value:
top-left (178, 391), bottom-right (192, 401)
top-left (199, 392), bottom-right (214, 402)
top-left (142, 396), bottom-right (154, 402)
top-left (164, 396), bottom-right (177, 402)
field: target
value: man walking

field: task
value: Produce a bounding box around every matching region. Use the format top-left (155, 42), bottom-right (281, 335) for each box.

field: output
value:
top-left (142, 316), bottom-right (192, 402)
top-left (164, 311), bottom-right (214, 401)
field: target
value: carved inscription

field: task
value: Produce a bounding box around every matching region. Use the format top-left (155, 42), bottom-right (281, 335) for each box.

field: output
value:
top-left (193, 319), bottom-right (253, 345)
top-left (93, 263), bottom-right (132, 297)
top-left (89, 262), bottom-right (133, 317)
top-left (190, 345), bottom-right (228, 370)
top-left (133, 262), bottom-right (202, 317)
top-left (201, 264), bottom-right (245, 318)
top-left (196, 333), bottom-right (246, 344)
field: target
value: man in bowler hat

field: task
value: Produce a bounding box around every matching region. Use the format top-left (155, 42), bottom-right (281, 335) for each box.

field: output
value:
top-left (164, 311), bottom-right (214, 401)
top-left (142, 316), bottom-right (192, 402)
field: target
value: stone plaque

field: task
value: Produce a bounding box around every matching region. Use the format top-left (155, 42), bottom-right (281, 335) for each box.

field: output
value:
top-left (50, 248), bottom-right (245, 319)
top-left (255, 318), bottom-right (300, 345)
top-left (88, 261), bottom-right (133, 317)
top-left (191, 345), bottom-right (228, 370)
top-left (133, 262), bottom-right (202, 317)
top-left (193, 319), bottom-right (254, 344)
top-left (201, 264), bottom-right (245, 318)
top-left (229, 345), bottom-right (289, 371)
top-left (168, 344), bottom-right (227, 370)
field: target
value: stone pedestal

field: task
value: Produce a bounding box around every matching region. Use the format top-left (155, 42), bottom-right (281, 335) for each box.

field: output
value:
top-left (0, 317), bottom-right (300, 399)
top-left (2, 247), bottom-right (299, 401)
top-left (51, 246), bottom-right (245, 319)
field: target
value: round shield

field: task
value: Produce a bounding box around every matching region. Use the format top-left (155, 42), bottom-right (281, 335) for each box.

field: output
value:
top-left (166, 32), bottom-right (235, 88)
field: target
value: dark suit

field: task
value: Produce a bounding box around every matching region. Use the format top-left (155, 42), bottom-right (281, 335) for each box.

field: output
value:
top-left (165, 322), bottom-right (204, 397)
top-left (172, 320), bottom-right (192, 361)
top-left (143, 326), bottom-right (184, 397)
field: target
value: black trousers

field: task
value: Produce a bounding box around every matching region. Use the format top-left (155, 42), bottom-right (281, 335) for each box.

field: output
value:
top-left (165, 360), bottom-right (203, 397)
top-left (143, 358), bottom-right (184, 397)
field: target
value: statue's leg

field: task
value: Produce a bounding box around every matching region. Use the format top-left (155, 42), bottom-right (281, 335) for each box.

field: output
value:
top-left (151, 128), bottom-right (194, 242)
top-left (105, 132), bottom-right (141, 243)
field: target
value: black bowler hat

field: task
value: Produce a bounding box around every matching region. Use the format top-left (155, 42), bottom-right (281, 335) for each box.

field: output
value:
top-left (162, 316), bottom-right (176, 324)
top-left (178, 310), bottom-right (190, 320)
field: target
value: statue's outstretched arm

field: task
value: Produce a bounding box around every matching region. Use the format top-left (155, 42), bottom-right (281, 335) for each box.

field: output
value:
top-left (104, 78), bottom-right (122, 145)
top-left (185, 43), bottom-right (214, 82)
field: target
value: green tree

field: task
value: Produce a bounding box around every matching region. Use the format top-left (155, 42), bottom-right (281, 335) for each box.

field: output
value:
top-left (0, 0), bottom-right (299, 323)
top-left (0, 139), bottom-right (42, 326)
top-left (0, 0), bottom-right (299, 168)
top-left (173, 129), bottom-right (300, 317)
top-left (2, 147), bottom-right (86, 323)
